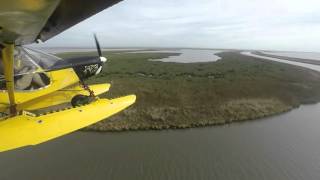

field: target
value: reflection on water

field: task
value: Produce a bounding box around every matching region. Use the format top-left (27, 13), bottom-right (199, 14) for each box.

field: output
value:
top-left (150, 49), bottom-right (222, 63)
top-left (126, 49), bottom-right (223, 63)
top-left (1, 103), bottom-right (320, 180)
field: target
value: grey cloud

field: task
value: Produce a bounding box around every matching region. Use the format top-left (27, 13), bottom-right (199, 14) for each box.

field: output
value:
top-left (32, 0), bottom-right (320, 52)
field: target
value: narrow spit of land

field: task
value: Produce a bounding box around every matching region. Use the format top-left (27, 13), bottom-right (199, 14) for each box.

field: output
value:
top-left (57, 50), bottom-right (320, 131)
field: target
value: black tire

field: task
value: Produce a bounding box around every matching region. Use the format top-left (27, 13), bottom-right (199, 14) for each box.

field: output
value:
top-left (71, 95), bottom-right (90, 107)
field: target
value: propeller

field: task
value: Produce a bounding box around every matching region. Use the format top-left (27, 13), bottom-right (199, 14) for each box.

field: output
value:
top-left (93, 33), bottom-right (107, 62)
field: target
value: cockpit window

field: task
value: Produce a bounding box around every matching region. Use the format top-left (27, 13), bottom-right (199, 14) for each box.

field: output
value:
top-left (23, 47), bottom-right (61, 70)
top-left (0, 47), bottom-right (52, 90)
top-left (14, 47), bottom-right (39, 76)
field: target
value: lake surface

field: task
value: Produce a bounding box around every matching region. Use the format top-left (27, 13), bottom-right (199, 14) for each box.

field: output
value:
top-left (242, 51), bottom-right (320, 71)
top-left (1, 51), bottom-right (320, 180)
top-left (1, 103), bottom-right (320, 180)
top-left (263, 51), bottom-right (320, 61)
top-left (124, 49), bottom-right (222, 63)
top-left (148, 49), bottom-right (222, 63)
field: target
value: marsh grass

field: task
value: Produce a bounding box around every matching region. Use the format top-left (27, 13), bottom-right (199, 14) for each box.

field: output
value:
top-left (57, 51), bottom-right (320, 131)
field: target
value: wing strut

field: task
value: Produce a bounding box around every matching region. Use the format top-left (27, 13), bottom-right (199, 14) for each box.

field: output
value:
top-left (1, 44), bottom-right (16, 115)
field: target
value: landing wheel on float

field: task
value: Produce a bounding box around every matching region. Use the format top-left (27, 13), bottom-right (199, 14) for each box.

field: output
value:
top-left (71, 95), bottom-right (92, 107)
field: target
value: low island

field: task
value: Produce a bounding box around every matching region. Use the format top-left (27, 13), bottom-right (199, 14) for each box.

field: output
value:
top-left (57, 50), bottom-right (320, 131)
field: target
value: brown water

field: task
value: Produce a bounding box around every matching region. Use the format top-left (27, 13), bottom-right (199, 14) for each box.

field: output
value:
top-left (1, 103), bottom-right (320, 180)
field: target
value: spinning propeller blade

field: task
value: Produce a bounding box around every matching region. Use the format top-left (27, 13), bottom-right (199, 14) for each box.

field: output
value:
top-left (94, 33), bottom-right (102, 57)
top-left (93, 33), bottom-right (107, 62)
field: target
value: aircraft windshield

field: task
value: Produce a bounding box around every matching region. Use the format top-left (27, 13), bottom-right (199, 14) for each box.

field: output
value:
top-left (23, 47), bottom-right (61, 70)
top-left (14, 47), bottom-right (39, 76)
top-left (0, 47), bottom-right (55, 90)
top-left (0, 47), bottom-right (61, 77)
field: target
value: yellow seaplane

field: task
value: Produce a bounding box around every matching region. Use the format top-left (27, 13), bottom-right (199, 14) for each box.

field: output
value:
top-left (0, 0), bottom-right (135, 152)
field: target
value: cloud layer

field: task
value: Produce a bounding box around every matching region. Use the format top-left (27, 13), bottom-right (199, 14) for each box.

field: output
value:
top-left (36, 0), bottom-right (320, 52)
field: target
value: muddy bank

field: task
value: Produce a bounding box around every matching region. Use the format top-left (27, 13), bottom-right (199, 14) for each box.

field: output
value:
top-left (85, 98), bottom-right (292, 131)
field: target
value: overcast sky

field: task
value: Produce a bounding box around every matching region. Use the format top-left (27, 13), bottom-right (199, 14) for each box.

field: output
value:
top-left (34, 0), bottom-right (320, 52)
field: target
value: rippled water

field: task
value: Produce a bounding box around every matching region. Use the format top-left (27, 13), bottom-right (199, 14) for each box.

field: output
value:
top-left (1, 103), bottom-right (320, 180)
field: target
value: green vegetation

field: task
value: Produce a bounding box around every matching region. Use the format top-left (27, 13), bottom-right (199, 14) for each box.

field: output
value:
top-left (58, 50), bottom-right (320, 131)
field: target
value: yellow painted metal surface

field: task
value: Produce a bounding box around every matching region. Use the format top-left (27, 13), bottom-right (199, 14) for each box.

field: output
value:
top-left (18, 83), bottom-right (111, 111)
top-left (0, 68), bottom-right (80, 112)
top-left (0, 95), bottom-right (136, 152)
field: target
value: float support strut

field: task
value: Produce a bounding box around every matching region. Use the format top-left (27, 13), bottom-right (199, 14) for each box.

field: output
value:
top-left (1, 44), bottom-right (16, 115)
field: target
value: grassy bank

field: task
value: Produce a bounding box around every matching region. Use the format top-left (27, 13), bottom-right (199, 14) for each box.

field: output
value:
top-left (58, 50), bottom-right (320, 131)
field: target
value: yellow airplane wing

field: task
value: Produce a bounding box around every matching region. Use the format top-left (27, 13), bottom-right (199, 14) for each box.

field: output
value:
top-left (0, 0), bottom-right (123, 45)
